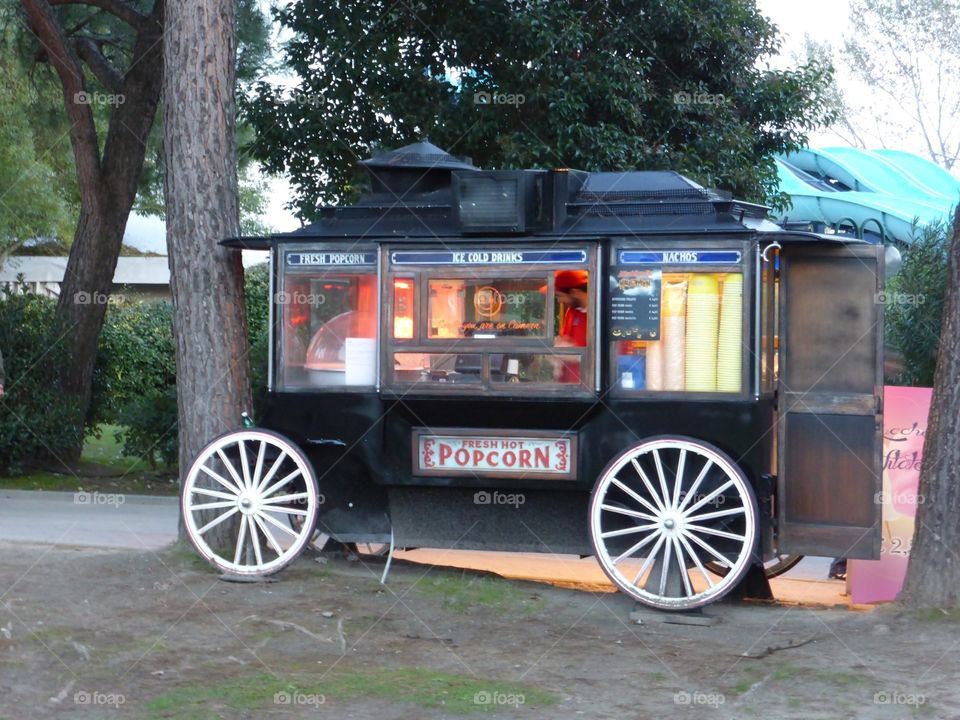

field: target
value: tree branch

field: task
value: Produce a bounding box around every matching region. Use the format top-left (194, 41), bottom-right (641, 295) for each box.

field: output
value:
top-left (74, 36), bottom-right (123, 93)
top-left (48, 0), bottom-right (144, 28)
top-left (20, 0), bottom-right (102, 198)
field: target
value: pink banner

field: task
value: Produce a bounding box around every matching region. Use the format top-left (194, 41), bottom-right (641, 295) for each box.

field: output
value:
top-left (850, 386), bottom-right (932, 604)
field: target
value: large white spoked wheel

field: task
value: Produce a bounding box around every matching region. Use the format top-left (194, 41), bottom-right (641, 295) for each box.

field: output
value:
top-left (589, 436), bottom-right (758, 611)
top-left (182, 429), bottom-right (320, 576)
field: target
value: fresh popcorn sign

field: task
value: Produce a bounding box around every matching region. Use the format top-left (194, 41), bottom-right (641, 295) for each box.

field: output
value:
top-left (415, 432), bottom-right (576, 479)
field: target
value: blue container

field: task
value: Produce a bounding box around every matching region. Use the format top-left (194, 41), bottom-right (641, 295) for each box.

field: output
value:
top-left (617, 354), bottom-right (646, 390)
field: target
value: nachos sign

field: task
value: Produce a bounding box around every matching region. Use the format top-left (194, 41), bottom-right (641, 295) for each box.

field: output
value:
top-left (414, 430), bottom-right (576, 480)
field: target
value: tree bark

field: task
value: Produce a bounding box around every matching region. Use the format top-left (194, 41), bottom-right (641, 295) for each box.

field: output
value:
top-left (164, 0), bottom-right (251, 542)
top-left (22, 0), bottom-right (164, 459)
top-left (899, 206), bottom-right (960, 608)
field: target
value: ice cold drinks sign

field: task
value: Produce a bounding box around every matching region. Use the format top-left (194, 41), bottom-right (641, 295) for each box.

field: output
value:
top-left (416, 433), bottom-right (575, 478)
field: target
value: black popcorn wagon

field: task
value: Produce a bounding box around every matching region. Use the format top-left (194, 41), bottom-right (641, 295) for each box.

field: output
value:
top-left (180, 141), bottom-right (890, 611)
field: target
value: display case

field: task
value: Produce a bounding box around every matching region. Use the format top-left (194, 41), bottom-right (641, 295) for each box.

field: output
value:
top-left (275, 244), bottom-right (379, 390)
top-left (607, 241), bottom-right (753, 400)
top-left (381, 245), bottom-right (597, 395)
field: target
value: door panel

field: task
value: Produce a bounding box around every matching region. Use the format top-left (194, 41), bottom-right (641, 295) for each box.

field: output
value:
top-left (777, 243), bottom-right (883, 559)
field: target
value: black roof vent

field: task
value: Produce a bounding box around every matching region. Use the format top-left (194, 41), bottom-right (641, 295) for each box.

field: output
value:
top-left (359, 139), bottom-right (476, 198)
top-left (575, 171), bottom-right (710, 203)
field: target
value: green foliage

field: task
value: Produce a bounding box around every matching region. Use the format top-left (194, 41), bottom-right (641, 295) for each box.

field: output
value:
top-left (91, 301), bottom-right (177, 467)
top-left (0, 14), bottom-right (72, 252)
top-left (243, 0), bottom-right (837, 215)
top-left (0, 288), bottom-right (83, 473)
top-left (244, 262), bottom-right (271, 416)
top-left (88, 265), bottom-right (272, 468)
top-left (885, 221), bottom-right (952, 386)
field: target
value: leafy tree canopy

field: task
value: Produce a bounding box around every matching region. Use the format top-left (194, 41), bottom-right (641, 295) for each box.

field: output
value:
top-left (0, 12), bottom-right (72, 253)
top-left (244, 0), bottom-right (838, 217)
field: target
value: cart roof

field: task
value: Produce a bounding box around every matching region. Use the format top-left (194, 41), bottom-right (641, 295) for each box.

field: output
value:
top-left (222, 141), bottom-right (878, 250)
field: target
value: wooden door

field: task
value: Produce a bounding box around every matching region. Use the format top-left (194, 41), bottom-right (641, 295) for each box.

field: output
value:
top-left (777, 242), bottom-right (883, 559)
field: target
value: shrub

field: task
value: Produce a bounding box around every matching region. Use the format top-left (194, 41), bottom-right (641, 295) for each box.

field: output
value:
top-left (90, 262), bottom-right (272, 469)
top-left (0, 287), bottom-right (83, 473)
top-left (885, 219), bottom-right (952, 387)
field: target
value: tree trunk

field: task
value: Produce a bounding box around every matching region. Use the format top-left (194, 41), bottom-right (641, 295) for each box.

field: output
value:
top-left (22, 0), bottom-right (165, 460)
top-left (899, 206), bottom-right (960, 608)
top-left (164, 0), bottom-right (251, 544)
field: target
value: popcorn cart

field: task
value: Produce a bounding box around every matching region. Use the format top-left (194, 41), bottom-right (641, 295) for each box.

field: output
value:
top-left (180, 141), bottom-right (888, 611)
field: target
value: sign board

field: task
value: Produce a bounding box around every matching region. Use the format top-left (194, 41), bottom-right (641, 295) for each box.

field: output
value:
top-left (413, 430), bottom-right (576, 480)
top-left (618, 250), bottom-right (741, 265)
top-left (286, 251), bottom-right (377, 266)
top-left (609, 268), bottom-right (661, 340)
top-left (391, 250), bottom-right (588, 266)
top-left (850, 386), bottom-right (931, 604)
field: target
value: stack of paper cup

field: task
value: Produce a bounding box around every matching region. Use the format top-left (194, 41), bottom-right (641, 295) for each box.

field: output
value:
top-left (662, 278), bottom-right (687, 391)
top-left (716, 274), bottom-right (743, 392)
top-left (684, 274), bottom-right (720, 392)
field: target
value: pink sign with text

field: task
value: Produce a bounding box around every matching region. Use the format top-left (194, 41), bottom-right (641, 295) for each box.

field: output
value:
top-left (850, 386), bottom-right (932, 604)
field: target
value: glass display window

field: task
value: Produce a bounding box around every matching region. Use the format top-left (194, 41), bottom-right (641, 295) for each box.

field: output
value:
top-left (384, 246), bottom-right (595, 393)
top-left (277, 248), bottom-right (378, 389)
top-left (609, 246), bottom-right (748, 397)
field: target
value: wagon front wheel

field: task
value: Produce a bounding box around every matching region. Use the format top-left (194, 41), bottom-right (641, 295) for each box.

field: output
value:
top-left (182, 429), bottom-right (320, 576)
top-left (589, 436), bottom-right (758, 611)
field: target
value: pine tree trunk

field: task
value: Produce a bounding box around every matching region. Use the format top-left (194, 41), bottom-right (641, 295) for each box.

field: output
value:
top-left (164, 0), bottom-right (251, 544)
top-left (900, 207), bottom-right (960, 608)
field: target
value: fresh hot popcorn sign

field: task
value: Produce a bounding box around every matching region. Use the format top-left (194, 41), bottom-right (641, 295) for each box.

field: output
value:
top-left (415, 432), bottom-right (576, 479)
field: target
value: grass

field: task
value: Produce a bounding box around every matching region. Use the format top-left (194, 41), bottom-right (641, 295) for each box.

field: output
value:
top-left (0, 424), bottom-right (178, 496)
top-left (144, 667), bottom-right (557, 719)
top-left (413, 572), bottom-right (544, 615)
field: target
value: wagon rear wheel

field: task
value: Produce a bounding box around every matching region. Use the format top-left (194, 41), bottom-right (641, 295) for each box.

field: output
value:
top-left (181, 429), bottom-right (320, 576)
top-left (589, 436), bottom-right (758, 611)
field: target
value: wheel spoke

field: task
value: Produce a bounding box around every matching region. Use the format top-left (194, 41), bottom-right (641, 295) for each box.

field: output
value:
top-left (671, 536), bottom-right (694, 597)
top-left (652, 450), bottom-right (672, 514)
top-left (685, 524), bottom-right (745, 542)
top-left (256, 450), bottom-right (288, 493)
top-left (261, 505), bottom-right (309, 517)
top-left (685, 506), bottom-right (746, 523)
top-left (197, 506), bottom-right (240, 536)
top-left (684, 530), bottom-right (734, 568)
top-left (216, 448), bottom-right (245, 491)
top-left (261, 492), bottom-right (310, 505)
top-left (261, 468), bottom-right (302, 499)
top-left (238, 440), bottom-right (253, 490)
top-left (601, 525), bottom-right (657, 539)
top-left (630, 458), bottom-right (667, 512)
top-left (258, 509), bottom-right (301, 539)
top-left (252, 441), bottom-right (267, 490)
top-left (677, 533), bottom-right (715, 588)
top-left (677, 459), bottom-right (713, 513)
top-left (684, 479), bottom-right (735, 517)
top-left (611, 478), bottom-right (661, 516)
top-left (190, 487), bottom-right (238, 501)
top-left (631, 533), bottom-right (667, 585)
top-left (233, 516), bottom-right (249, 565)
top-left (199, 463), bottom-right (242, 496)
top-left (190, 500), bottom-right (237, 511)
top-left (252, 514), bottom-right (284, 556)
top-left (613, 528), bottom-right (660, 564)
top-left (658, 535), bottom-right (674, 596)
top-left (671, 449), bottom-right (687, 510)
top-left (600, 503), bottom-right (658, 523)
top-left (249, 516), bottom-right (264, 566)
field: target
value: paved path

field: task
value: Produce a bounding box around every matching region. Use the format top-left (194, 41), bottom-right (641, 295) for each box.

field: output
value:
top-left (0, 489), bottom-right (178, 550)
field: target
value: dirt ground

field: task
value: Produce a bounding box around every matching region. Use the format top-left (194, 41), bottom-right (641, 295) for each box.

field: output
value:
top-left (1, 541), bottom-right (958, 720)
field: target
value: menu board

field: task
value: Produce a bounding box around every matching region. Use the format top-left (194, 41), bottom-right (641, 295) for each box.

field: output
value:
top-left (609, 268), bottom-right (661, 340)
